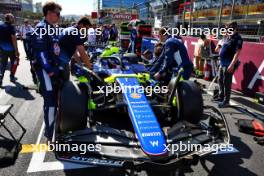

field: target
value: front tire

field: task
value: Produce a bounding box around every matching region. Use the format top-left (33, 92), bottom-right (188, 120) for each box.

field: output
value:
top-left (58, 81), bottom-right (88, 133)
top-left (177, 80), bottom-right (203, 124)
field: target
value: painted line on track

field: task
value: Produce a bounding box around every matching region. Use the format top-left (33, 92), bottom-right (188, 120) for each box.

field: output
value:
top-left (27, 122), bottom-right (91, 173)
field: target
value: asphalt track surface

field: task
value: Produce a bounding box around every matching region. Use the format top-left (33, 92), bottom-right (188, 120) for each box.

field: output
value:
top-left (0, 41), bottom-right (263, 176)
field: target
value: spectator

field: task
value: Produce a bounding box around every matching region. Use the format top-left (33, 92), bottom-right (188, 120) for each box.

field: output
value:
top-left (199, 33), bottom-right (216, 75)
top-left (214, 22), bottom-right (243, 108)
top-left (194, 34), bottom-right (205, 76)
top-left (127, 23), bottom-right (137, 53)
top-left (20, 19), bottom-right (32, 59)
top-left (87, 23), bottom-right (97, 52)
top-left (109, 24), bottom-right (118, 41)
top-left (101, 25), bottom-right (110, 44)
top-left (0, 13), bottom-right (20, 86)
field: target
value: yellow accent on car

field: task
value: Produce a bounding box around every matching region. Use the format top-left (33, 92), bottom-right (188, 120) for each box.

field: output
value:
top-left (78, 76), bottom-right (89, 83)
top-left (88, 99), bottom-right (97, 110)
top-left (172, 97), bottom-right (177, 107)
top-left (104, 73), bottom-right (150, 83)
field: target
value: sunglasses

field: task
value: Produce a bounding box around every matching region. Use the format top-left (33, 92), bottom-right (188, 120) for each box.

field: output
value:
top-left (51, 10), bottom-right (61, 17)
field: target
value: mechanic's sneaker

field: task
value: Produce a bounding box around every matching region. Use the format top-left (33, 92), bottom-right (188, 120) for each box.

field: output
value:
top-left (10, 75), bottom-right (17, 82)
top-left (218, 101), bottom-right (230, 108)
top-left (212, 96), bottom-right (224, 102)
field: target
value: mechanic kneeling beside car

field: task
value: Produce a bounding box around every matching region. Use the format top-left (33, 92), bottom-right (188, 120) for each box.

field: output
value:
top-left (149, 28), bottom-right (193, 85)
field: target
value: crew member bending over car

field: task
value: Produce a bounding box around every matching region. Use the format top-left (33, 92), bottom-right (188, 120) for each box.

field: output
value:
top-left (32, 2), bottom-right (62, 140)
top-left (58, 16), bottom-right (92, 80)
top-left (150, 28), bottom-right (193, 84)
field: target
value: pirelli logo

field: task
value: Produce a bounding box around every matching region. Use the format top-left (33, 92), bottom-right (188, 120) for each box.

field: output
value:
top-left (142, 132), bottom-right (162, 137)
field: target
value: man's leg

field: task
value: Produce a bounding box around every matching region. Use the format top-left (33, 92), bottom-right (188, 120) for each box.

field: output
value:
top-left (9, 52), bottom-right (17, 81)
top-left (30, 61), bottom-right (38, 84)
top-left (0, 51), bottom-right (8, 85)
top-left (218, 67), bottom-right (233, 108)
top-left (23, 40), bottom-right (29, 58)
top-left (217, 67), bottom-right (225, 101)
top-left (36, 69), bottom-right (57, 140)
top-left (223, 69), bottom-right (233, 104)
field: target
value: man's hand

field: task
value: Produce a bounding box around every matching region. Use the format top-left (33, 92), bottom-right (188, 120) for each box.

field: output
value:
top-left (227, 64), bottom-right (234, 73)
top-left (48, 72), bottom-right (54, 77)
top-left (76, 45), bottom-right (92, 69)
top-left (154, 73), bottom-right (161, 80)
top-left (15, 50), bottom-right (20, 58)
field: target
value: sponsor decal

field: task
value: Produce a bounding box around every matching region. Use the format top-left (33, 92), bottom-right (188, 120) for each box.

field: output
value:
top-left (130, 93), bottom-right (142, 99)
top-left (142, 132), bottom-right (162, 137)
top-left (70, 156), bottom-right (123, 167)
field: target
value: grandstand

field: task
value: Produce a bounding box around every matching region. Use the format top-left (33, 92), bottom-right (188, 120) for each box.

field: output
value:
top-left (146, 0), bottom-right (264, 42)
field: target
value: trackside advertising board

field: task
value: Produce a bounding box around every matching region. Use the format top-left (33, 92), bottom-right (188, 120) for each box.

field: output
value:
top-left (183, 36), bottom-right (264, 96)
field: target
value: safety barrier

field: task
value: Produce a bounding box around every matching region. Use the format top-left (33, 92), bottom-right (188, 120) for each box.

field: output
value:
top-left (182, 36), bottom-right (264, 96)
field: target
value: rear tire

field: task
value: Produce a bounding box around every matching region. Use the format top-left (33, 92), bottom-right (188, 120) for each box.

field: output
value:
top-left (58, 81), bottom-right (88, 133)
top-left (177, 80), bottom-right (203, 124)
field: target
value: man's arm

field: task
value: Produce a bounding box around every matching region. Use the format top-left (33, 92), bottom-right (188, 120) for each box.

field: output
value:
top-left (76, 45), bottom-right (92, 69)
top-left (34, 29), bottom-right (56, 77)
top-left (227, 37), bottom-right (243, 73)
top-left (227, 49), bottom-right (241, 73)
top-left (154, 43), bottom-right (176, 80)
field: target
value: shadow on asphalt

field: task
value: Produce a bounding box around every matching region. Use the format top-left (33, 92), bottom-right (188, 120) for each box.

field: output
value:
top-left (232, 97), bottom-right (264, 114)
top-left (4, 81), bottom-right (35, 101)
top-left (199, 135), bottom-right (257, 176)
top-left (64, 167), bottom-right (127, 176)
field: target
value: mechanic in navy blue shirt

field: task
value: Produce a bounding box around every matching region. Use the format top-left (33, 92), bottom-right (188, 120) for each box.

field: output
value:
top-left (27, 20), bottom-right (40, 85)
top-left (127, 23), bottom-right (137, 53)
top-left (31, 2), bottom-right (62, 140)
top-left (215, 22), bottom-right (243, 108)
top-left (58, 16), bottom-right (92, 80)
top-left (0, 13), bottom-right (20, 86)
top-left (150, 28), bottom-right (193, 84)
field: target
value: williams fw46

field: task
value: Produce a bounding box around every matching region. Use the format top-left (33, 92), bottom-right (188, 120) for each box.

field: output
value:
top-left (55, 53), bottom-right (230, 174)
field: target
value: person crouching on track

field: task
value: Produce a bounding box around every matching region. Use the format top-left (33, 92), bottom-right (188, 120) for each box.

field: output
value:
top-left (31, 2), bottom-right (62, 141)
top-left (58, 16), bottom-right (92, 81)
top-left (0, 13), bottom-right (20, 86)
top-left (149, 28), bottom-right (193, 85)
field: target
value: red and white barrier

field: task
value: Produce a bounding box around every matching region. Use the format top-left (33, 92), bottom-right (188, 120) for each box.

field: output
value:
top-left (183, 36), bottom-right (264, 96)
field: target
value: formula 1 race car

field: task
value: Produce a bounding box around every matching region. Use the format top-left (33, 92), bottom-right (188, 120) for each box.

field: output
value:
top-left (55, 53), bottom-right (230, 175)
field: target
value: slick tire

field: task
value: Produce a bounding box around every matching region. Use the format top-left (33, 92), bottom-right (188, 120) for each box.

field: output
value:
top-left (177, 80), bottom-right (203, 124)
top-left (58, 81), bottom-right (88, 133)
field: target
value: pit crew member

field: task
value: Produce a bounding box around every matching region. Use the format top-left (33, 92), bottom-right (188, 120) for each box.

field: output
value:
top-left (150, 28), bottom-right (193, 84)
top-left (58, 16), bottom-right (92, 80)
top-left (32, 2), bottom-right (62, 140)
